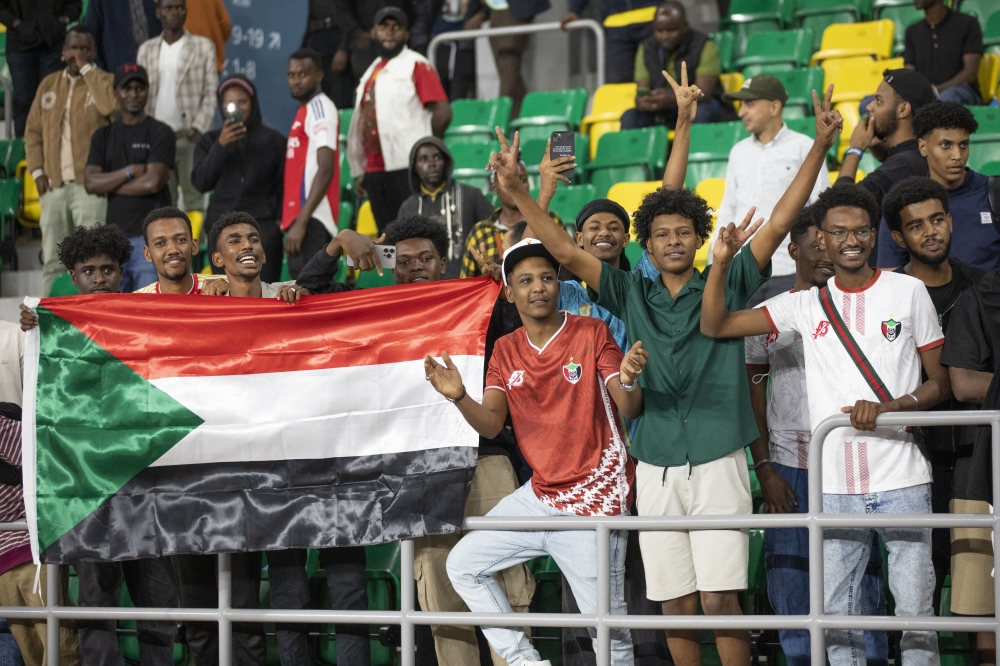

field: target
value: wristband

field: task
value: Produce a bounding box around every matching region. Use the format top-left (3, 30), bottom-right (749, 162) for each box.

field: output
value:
top-left (845, 147), bottom-right (865, 159)
top-left (754, 458), bottom-right (771, 471)
top-left (447, 386), bottom-right (467, 404)
top-left (905, 393), bottom-right (919, 410)
top-left (618, 378), bottom-right (637, 392)
top-left (125, 165), bottom-right (132, 181)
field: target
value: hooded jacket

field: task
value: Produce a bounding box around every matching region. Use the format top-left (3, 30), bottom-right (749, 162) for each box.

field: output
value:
top-left (191, 75), bottom-right (287, 228)
top-left (397, 136), bottom-right (494, 280)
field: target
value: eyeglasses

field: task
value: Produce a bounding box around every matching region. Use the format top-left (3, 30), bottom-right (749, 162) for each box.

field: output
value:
top-left (820, 227), bottom-right (873, 243)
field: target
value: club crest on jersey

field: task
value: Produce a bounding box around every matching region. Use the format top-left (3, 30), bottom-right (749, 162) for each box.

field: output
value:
top-left (562, 358), bottom-right (582, 384)
top-left (881, 318), bottom-right (901, 342)
top-left (507, 370), bottom-right (525, 389)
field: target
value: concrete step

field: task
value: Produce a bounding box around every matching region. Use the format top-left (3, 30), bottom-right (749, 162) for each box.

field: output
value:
top-left (0, 298), bottom-right (23, 325)
top-left (16, 241), bottom-right (42, 272)
top-left (1, 270), bottom-right (43, 299)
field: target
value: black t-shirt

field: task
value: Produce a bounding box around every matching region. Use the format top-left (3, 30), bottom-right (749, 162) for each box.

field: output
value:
top-left (87, 117), bottom-right (176, 238)
top-left (903, 9), bottom-right (984, 86)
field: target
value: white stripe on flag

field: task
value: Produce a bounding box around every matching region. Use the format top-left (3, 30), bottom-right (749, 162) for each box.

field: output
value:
top-left (149, 355), bottom-right (484, 467)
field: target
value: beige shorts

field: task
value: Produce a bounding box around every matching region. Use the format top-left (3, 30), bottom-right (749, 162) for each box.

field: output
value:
top-left (950, 498), bottom-right (995, 616)
top-left (636, 450), bottom-right (752, 602)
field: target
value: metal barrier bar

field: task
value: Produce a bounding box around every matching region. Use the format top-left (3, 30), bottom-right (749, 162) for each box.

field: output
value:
top-left (3, 411), bottom-right (998, 665)
top-left (0, 76), bottom-right (12, 139)
top-left (427, 19), bottom-right (606, 89)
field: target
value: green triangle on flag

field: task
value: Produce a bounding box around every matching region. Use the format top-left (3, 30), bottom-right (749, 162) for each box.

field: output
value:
top-left (34, 306), bottom-right (204, 554)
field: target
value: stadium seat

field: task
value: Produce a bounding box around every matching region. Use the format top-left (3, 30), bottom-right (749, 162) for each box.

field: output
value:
top-left (338, 200), bottom-right (354, 232)
top-left (956, 0), bottom-right (994, 21)
top-left (339, 151), bottom-right (353, 198)
top-left (719, 72), bottom-right (745, 113)
top-left (834, 99), bottom-right (861, 161)
top-left (969, 106), bottom-right (1000, 143)
top-left (450, 141), bottom-right (499, 194)
top-left (793, 0), bottom-right (870, 51)
top-left (548, 183), bottom-right (597, 225)
top-left (444, 96), bottom-right (513, 144)
top-left (722, 0), bottom-right (784, 60)
top-left (977, 160), bottom-right (1000, 176)
top-left (684, 121), bottom-right (748, 189)
top-left (985, 11), bottom-right (1000, 56)
top-left (49, 273), bottom-right (79, 297)
top-left (338, 107), bottom-right (352, 151)
top-left (873, 2), bottom-right (923, 56)
top-left (734, 28), bottom-right (814, 76)
top-left (356, 200), bottom-right (379, 238)
top-left (0, 138), bottom-right (24, 180)
top-left (978, 53), bottom-right (1000, 104)
top-left (771, 67), bottom-right (825, 115)
top-left (809, 19), bottom-right (895, 66)
top-left (510, 88), bottom-right (589, 142)
top-left (830, 56), bottom-right (904, 105)
top-left (586, 127), bottom-right (668, 198)
top-left (784, 117), bottom-right (839, 162)
top-left (969, 144), bottom-right (1000, 173)
top-left (580, 83), bottom-right (637, 160)
top-left (693, 177), bottom-right (726, 270)
top-left (16, 161), bottom-right (40, 228)
top-left (713, 31), bottom-right (735, 72)
top-left (607, 181), bottom-right (661, 218)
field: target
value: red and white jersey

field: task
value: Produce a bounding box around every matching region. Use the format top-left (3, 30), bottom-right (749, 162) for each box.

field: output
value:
top-left (283, 93), bottom-right (340, 236)
top-left (762, 270), bottom-right (943, 494)
top-left (746, 296), bottom-right (811, 469)
top-left (485, 313), bottom-right (634, 516)
top-left (134, 274), bottom-right (223, 294)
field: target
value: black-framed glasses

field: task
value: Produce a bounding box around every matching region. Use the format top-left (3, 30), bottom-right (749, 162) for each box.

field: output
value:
top-left (820, 227), bottom-right (873, 243)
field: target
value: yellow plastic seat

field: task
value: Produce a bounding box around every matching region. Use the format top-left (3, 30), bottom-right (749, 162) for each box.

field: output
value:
top-left (15, 161), bottom-right (40, 227)
top-left (830, 56), bottom-right (905, 105)
top-left (835, 101), bottom-right (861, 162)
top-left (809, 20), bottom-right (896, 67)
top-left (581, 83), bottom-right (637, 160)
top-left (693, 178), bottom-right (726, 270)
top-left (829, 169), bottom-right (866, 185)
top-left (188, 210), bottom-right (205, 241)
top-left (356, 200), bottom-right (379, 238)
top-left (719, 72), bottom-right (745, 112)
top-left (979, 53), bottom-right (1000, 104)
top-left (607, 181), bottom-right (661, 219)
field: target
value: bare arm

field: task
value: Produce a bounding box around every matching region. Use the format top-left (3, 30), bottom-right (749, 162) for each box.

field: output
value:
top-left (950, 367), bottom-right (994, 405)
top-left (84, 164), bottom-right (128, 194)
top-left (429, 100), bottom-right (452, 137)
top-left (424, 352), bottom-right (508, 438)
top-left (746, 364), bottom-right (801, 512)
top-left (606, 341), bottom-right (647, 420)
top-left (843, 346), bottom-right (951, 430)
top-left (936, 53), bottom-right (981, 92)
top-left (747, 85), bottom-right (842, 272)
top-left (85, 162), bottom-right (168, 196)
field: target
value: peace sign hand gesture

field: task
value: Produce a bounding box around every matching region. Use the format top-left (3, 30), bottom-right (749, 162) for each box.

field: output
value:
top-left (663, 61), bottom-right (704, 126)
top-left (812, 84), bottom-right (844, 150)
top-left (486, 127), bottom-right (524, 195)
top-left (712, 206), bottom-right (764, 265)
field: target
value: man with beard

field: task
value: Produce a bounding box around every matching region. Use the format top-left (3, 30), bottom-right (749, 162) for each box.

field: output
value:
top-left (346, 7), bottom-right (452, 232)
top-left (283, 48), bottom-right (341, 280)
top-left (877, 102), bottom-right (1000, 271)
top-left (133, 207), bottom-right (221, 294)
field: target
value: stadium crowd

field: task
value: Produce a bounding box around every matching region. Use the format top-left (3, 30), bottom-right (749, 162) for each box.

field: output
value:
top-left (1, 0), bottom-right (1000, 665)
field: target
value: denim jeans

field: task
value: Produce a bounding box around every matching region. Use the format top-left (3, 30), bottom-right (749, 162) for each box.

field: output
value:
top-left (823, 484), bottom-right (940, 666)
top-left (121, 236), bottom-right (160, 293)
top-left (7, 48), bottom-right (63, 137)
top-left (605, 23), bottom-right (653, 84)
top-left (767, 464), bottom-right (888, 666)
top-left (0, 620), bottom-right (24, 666)
top-left (937, 82), bottom-right (982, 105)
top-left (448, 482), bottom-right (634, 666)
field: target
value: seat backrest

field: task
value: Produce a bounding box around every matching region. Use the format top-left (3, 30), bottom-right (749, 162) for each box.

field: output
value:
top-left (975, 160), bottom-right (1000, 177)
top-left (727, 0), bottom-right (784, 22)
top-left (516, 88), bottom-right (589, 128)
top-left (739, 28), bottom-right (814, 67)
top-left (606, 181), bottom-right (661, 219)
top-left (730, 21), bottom-right (782, 61)
top-left (968, 145), bottom-right (1000, 174)
top-left (970, 106), bottom-right (1000, 142)
top-left (449, 141), bottom-right (499, 170)
top-left (689, 121), bottom-right (748, 162)
top-left (874, 3), bottom-right (923, 50)
top-left (957, 0), bottom-right (993, 20)
top-left (986, 10), bottom-right (1000, 44)
top-left (447, 97), bottom-right (513, 133)
top-left (800, 12), bottom-right (856, 50)
top-left (771, 67), bottom-right (825, 108)
top-left (338, 108), bottom-right (353, 143)
top-left (820, 54), bottom-right (902, 91)
top-left (549, 184), bottom-right (598, 224)
top-left (830, 56), bottom-right (904, 103)
top-left (589, 127), bottom-right (668, 172)
top-left (816, 19), bottom-right (895, 59)
top-left (685, 161), bottom-right (730, 190)
top-left (712, 31), bottom-right (735, 72)
top-left (979, 52), bottom-right (1000, 104)
top-left (589, 165), bottom-right (649, 198)
top-left (589, 83), bottom-right (638, 117)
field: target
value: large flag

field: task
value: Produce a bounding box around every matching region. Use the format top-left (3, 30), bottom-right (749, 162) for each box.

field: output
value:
top-left (22, 278), bottom-right (500, 564)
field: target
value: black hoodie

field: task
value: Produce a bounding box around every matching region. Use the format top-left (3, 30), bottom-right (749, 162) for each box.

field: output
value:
top-left (397, 136), bottom-right (494, 280)
top-left (191, 75), bottom-right (287, 230)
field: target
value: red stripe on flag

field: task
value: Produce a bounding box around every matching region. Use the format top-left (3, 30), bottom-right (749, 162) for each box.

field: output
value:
top-left (40, 278), bottom-right (502, 380)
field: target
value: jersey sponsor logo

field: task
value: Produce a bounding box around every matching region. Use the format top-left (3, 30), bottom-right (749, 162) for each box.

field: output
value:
top-left (812, 321), bottom-right (830, 339)
top-left (881, 317), bottom-right (901, 342)
top-left (562, 358), bottom-right (582, 384)
top-left (578, 304), bottom-right (592, 317)
top-left (507, 370), bottom-right (524, 389)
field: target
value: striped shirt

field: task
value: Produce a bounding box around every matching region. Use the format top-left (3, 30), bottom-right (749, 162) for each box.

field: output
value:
top-left (0, 416), bottom-right (29, 575)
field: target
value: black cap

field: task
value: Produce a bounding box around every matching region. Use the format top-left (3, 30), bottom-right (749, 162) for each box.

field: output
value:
top-left (114, 63), bottom-right (149, 88)
top-left (722, 75), bottom-right (789, 103)
top-left (882, 69), bottom-right (936, 111)
top-left (373, 6), bottom-right (409, 29)
top-left (501, 239), bottom-right (560, 286)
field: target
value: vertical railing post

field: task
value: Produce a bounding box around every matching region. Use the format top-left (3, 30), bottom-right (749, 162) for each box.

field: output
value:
top-left (401, 539), bottom-right (415, 666)
top-left (808, 422), bottom-right (829, 666)
top-left (46, 563), bottom-right (60, 665)
top-left (596, 525), bottom-right (611, 666)
top-left (991, 418), bottom-right (1000, 654)
top-left (218, 553), bottom-right (232, 666)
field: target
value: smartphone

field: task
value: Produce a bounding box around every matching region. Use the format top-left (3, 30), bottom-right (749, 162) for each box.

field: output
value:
top-left (223, 102), bottom-right (244, 125)
top-left (550, 131), bottom-right (575, 181)
top-left (637, 87), bottom-right (651, 97)
top-left (346, 245), bottom-right (396, 270)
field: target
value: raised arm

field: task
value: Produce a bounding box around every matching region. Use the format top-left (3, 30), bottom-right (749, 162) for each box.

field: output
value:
top-left (424, 352), bottom-right (508, 438)
top-left (488, 127), bottom-right (604, 288)
top-left (700, 212), bottom-right (775, 339)
top-left (662, 62), bottom-right (703, 191)
top-left (747, 85), bottom-right (842, 272)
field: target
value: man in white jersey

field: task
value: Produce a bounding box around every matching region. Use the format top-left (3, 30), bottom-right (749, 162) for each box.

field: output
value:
top-left (282, 47), bottom-right (340, 280)
top-left (702, 183), bottom-right (950, 666)
top-left (746, 205), bottom-right (888, 666)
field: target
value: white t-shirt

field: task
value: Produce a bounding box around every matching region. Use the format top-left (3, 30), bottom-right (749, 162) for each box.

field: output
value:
top-left (762, 270), bottom-right (943, 494)
top-left (745, 294), bottom-right (811, 469)
top-left (156, 35), bottom-right (186, 131)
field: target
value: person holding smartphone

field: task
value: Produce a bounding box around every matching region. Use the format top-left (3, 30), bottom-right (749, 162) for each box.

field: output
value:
top-left (191, 75), bottom-right (287, 282)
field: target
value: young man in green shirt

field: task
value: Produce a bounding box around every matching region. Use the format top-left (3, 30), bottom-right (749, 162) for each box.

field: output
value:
top-left (489, 76), bottom-right (842, 666)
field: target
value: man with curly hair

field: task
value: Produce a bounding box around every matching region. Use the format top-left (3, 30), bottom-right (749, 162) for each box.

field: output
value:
top-left (701, 182), bottom-right (950, 666)
top-left (490, 73), bottom-right (841, 666)
top-left (877, 101), bottom-right (999, 271)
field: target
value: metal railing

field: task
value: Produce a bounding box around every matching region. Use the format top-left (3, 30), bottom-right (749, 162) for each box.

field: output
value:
top-left (428, 19), bottom-right (606, 88)
top-left (2, 410), bottom-right (998, 665)
top-left (0, 76), bottom-right (12, 140)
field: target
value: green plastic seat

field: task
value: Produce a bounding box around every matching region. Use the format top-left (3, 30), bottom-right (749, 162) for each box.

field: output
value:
top-left (734, 28), bottom-right (815, 73)
top-left (49, 272), bottom-right (78, 297)
top-left (453, 173), bottom-right (491, 195)
top-left (338, 200), bottom-right (353, 232)
top-left (970, 107), bottom-right (1000, 143)
top-left (784, 117), bottom-right (838, 162)
top-left (338, 107), bottom-right (352, 149)
top-left (684, 161), bottom-right (729, 190)
top-left (712, 30), bottom-right (736, 72)
top-left (586, 127), bottom-right (667, 198)
top-left (793, 0), bottom-right (867, 50)
top-left (450, 141), bottom-right (499, 194)
top-left (339, 151), bottom-right (353, 198)
top-left (985, 11), bottom-right (1000, 55)
top-left (0, 138), bottom-right (25, 180)
top-left (723, 0), bottom-right (786, 60)
top-left (547, 184), bottom-right (597, 225)
top-left (689, 121), bottom-right (748, 162)
top-left (977, 160), bottom-right (1000, 176)
top-left (771, 67), bottom-right (826, 115)
top-left (445, 96), bottom-right (513, 143)
top-left (957, 0), bottom-right (994, 21)
top-left (356, 268), bottom-right (396, 289)
top-left (510, 88), bottom-right (589, 134)
top-left (874, 3), bottom-right (924, 56)
top-left (969, 143), bottom-right (1000, 173)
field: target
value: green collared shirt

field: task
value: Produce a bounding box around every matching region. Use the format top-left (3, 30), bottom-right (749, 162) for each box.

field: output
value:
top-left (594, 247), bottom-right (770, 467)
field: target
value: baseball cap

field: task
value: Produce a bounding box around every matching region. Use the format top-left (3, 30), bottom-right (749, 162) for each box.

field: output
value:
top-left (722, 75), bottom-right (789, 104)
top-left (501, 238), bottom-right (560, 286)
top-left (114, 63), bottom-right (149, 89)
top-left (373, 6), bottom-right (409, 29)
top-left (882, 69), bottom-right (936, 111)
